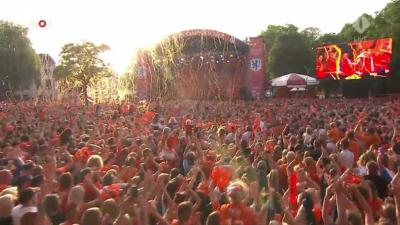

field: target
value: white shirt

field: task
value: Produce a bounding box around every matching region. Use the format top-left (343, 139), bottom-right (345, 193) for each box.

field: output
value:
top-left (11, 204), bottom-right (38, 225)
top-left (260, 121), bottom-right (265, 130)
top-left (338, 149), bottom-right (355, 169)
top-left (303, 133), bottom-right (313, 146)
top-left (354, 166), bottom-right (367, 176)
top-left (241, 131), bottom-right (252, 142)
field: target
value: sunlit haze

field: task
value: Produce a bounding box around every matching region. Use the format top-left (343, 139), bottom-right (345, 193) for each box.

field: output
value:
top-left (1, 0), bottom-right (390, 74)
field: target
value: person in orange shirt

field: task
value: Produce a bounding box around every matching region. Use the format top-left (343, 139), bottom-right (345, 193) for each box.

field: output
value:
top-left (278, 151), bottom-right (295, 191)
top-left (220, 183), bottom-right (256, 225)
top-left (355, 126), bottom-right (381, 150)
top-left (346, 131), bottom-right (361, 162)
top-left (328, 122), bottom-right (341, 143)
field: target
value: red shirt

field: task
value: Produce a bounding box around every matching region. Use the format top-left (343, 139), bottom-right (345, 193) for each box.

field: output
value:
top-left (377, 52), bottom-right (390, 71)
top-left (220, 203), bottom-right (255, 225)
top-left (39, 111), bottom-right (46, 121)
top-left (341, 58), bottom-right (354, 76)
top-left (316, 62), bottom-right (326, 79)
top-left (59, 189), bottom-right (70, 212)
top-left (327, 58), bottom-right (336, 73)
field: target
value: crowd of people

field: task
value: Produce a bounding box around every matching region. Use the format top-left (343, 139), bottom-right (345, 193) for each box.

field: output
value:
top-left (0, 97), bottom-right (400, 225)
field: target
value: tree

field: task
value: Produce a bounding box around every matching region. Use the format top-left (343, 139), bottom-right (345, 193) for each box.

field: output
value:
top-left (382, 0), bottom-right (400, 78)
top-left (54, 41), bottom-right (112, 106)
top-left (259, 24), bottom-right (299, 50)
top-left (0, 21), bottom-right (40, 99)
top-left (315, 33), bottom-right (343, 46)
top-left (259, 24), bottom-right (306, 78)
top-left (338, 14), bottom-right (375, 42)
top-left (301, 27), bottom-right (322, 45)
top-left (268, 32), bottom-right (313, 77)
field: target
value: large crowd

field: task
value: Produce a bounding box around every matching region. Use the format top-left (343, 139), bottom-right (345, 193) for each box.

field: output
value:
top-left (0, 97), bottom-right (400, 225)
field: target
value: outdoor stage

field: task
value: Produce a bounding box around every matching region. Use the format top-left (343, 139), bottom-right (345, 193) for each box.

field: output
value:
top-left (134, 29), bottom-right (266, 101)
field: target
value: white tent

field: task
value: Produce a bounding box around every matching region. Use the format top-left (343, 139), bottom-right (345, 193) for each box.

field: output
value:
top-left (271, 73), bottom-right (319, 88)
top-left (290, 87), bottom-right (307, 92)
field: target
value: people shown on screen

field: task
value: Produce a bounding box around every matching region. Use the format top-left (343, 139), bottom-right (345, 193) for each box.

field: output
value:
top-left (316, 55), bottom-right (327, 79)
top-left (354, 48), bottom-right (375, 76)
top-left (315, 46), bottom-right (339, 79)
top-left (375, 42), bottom-right (391, 74)
top-left (340, 53), bottom-right (354, 77)
top-left (316, 38), bottom-right (392, 79)
top-left (327, 50), bottom-right (337, 74)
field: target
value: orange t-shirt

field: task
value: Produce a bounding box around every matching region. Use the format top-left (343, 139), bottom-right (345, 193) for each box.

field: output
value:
top-left (328, 128), bottom-right (341, 142)
top-left (349, 140), bottom-right (361, 162)
top-left (120, 167), bottom-right (137, 182)
top-left (220, 203), bottom-right (255, 225)
top-left (356, 132), bottom-right (381, 149)
top-left (278, 163), bottom-right (289, 190)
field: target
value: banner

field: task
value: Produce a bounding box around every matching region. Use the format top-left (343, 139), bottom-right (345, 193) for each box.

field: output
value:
top-left (247, 37), bottom-right (266, 100)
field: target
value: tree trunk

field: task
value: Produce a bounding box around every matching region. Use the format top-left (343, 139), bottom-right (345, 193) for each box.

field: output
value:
top-left (83, 85), bottom-right (89, 107)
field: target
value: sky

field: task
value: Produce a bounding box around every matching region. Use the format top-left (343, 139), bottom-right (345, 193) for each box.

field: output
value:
top-left (1, 0), bottom-right (391, 74)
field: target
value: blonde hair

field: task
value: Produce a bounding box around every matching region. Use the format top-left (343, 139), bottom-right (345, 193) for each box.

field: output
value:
top-left (357, 151), bottom-right (376, 167)
top-left (229, 180), bottom-right (249, 195)
top-left (67, 185), bottom-right (85, 206)
top-left (101, 199), bottom-right (119, 218)
top-left (87, 155), bottom-right (104, 170)
top-left (0, 194), bottom-right (14, 217)
top-left (81, 207), bottom-right (102, 225)
top-left (157, 173), bottom-right (169, 185)
top-left (0, 187), bottom-right (17, 201)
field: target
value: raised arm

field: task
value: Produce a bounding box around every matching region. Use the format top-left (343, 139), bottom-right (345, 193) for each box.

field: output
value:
top-left (354, 120), bottom-right (362, 134)
top-left (391, 169), bottom-right (400, 225)
top-left (322, 185), bottom-right (335, 225)
top-left (316, 150), bottom-right (327, 178)
top-left (286, 157), bottom-right (298, 177)
top-left (391, 125), bottom-right (397, 146)
top-left (350, 185), bottom-right (374, 225)
top-left (145, 201), bottom-right (172, 225)
top-left (335, 191), bottom-right (348, 225)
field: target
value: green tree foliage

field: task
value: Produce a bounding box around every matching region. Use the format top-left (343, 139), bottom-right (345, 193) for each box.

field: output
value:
top-left (0, 21), bottom-right (40, 98)
top-left (339, 14), bottom-right (375, 41)
top-left (54, 41), bottom-right (112, 105)
top-left (315, 33), bottom-right (343, 46)
top-left (261, 0), bottom-right (400, 93)
top-left (268, 32), bottom-right (314, 77)
top-left (260, 25), bottom-right (314, 78)
top-left (301, 27), bottom-right (321, 45)
top-left (259, 24), bottom-right (299, 50)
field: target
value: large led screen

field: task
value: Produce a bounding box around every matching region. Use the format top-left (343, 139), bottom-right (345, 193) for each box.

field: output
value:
top-left (316, 38), bottom-right (392, 80)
